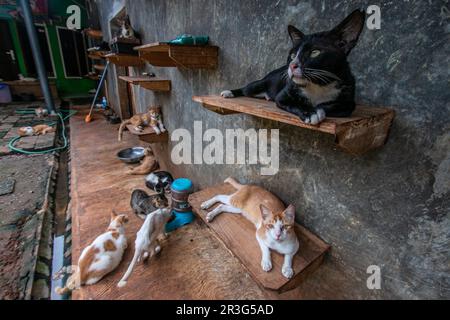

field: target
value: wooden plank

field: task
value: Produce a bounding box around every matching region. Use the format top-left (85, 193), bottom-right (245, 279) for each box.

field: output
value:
top-left (193, 95), bottom-right (395, 154)
top-left (125, 124), bottom-right (169, 143)
top-left (105, 53), bottom-right (144, 67)
top-left (119, 76), bottom-right (171, 92)
top-left (135, 42), bottom-right (218, 69)
top-left (85, 28), bottom-right (102, 39)
top-left (88, 54), bottom-right (104, 60)
top-left (93, 64), bottom-right (105, 71)
top-left (189, 183), bottom-right (330, 293)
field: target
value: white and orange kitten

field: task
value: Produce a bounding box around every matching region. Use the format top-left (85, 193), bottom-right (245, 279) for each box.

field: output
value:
top-left (201, 177), bottom-right (299, 279)
top-left (55, 211), bottom-right (129, 295)
top-left (118, 208), bottom-right (172, 287)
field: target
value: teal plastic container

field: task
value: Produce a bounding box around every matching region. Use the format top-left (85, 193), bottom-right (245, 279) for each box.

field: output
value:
top-left (165, 178), bottom-right (195, 232)
top-left (169, 34), bottom-right (209, 45)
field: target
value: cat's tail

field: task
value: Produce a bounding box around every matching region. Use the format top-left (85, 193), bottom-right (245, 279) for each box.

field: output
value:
top-left (118, 246), bottom-right (141, 288)
top-left (118, 119), bottom-right (131, 141)
top-left (55, 269), bottom-right (80, 295)
top-left (224, 177), bottom-right (244, 190)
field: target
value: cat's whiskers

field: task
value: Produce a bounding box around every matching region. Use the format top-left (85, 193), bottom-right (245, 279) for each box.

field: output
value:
top-left (303, 71), bottom-right (332, 84)
top-left (304, 68), bottom-right (342, 81)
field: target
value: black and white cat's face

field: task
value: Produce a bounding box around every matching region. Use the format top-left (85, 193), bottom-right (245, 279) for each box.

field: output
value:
top-left (287, 10), bottom-right (365, 86)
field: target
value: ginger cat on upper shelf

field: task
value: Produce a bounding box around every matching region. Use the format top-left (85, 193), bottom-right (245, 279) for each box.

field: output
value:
top-left (127, 147), bottom-right (159, 175)
top-left (55, 210), bottom-right (128, 295)
top-left (118, 107), bottom-right (166, 141)
top-left (18, 124), bottom-right (55, 137)
top-left (201, 177), bottom-right (299, 279)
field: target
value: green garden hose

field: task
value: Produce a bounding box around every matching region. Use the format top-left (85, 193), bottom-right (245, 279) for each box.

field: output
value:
top-left (8, 110), bottom-right (77, 155)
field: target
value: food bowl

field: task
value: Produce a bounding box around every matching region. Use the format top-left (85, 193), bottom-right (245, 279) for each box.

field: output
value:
top-left (117, 147), bottom-right (145, 164)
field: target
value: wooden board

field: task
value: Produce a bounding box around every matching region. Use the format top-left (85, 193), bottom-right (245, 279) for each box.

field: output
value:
top-left (93, 64), bottom-right (105, 71)
top-left (193, 95), bottom-right (395, 155)
top-left (189, 184), bottom-right (330, 293)
top-left (119, 76), bottom-right (171, 92)
top-left (105, 53), bottom-right (144, 67)
top-left (84, 28), bottom-right (103, 39)
top-left (125, 124), bottom-right (169, 143)
top-left (88, 54), bottom-right (104, 61)
top-left (135, 42), bottom-right (218, 69)
top-left (4, 80), bottom-right (58, 99)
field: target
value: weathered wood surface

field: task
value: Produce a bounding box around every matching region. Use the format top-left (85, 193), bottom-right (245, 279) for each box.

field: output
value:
top-left (71, 107), bottom-right (304, 299)
top-left (135, 42), bottom-right (218, 69)
top-left (105, 53), bottom-right (144, 67)
top-left (189, 184), bottom-right (330, 293)
top-left (85, 28), bottom-right (103, 39)
top-left (93, 64), bottom-right (105, 71)
top-left (119, 76), bottom-right (171, 92)
top-left (193, 95), bottom-right (395, 155)
top-left (124, 124), bottom-right (169, 143)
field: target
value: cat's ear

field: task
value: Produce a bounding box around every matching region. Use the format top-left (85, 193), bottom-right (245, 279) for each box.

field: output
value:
top-left (283, 205), bottom-right (296, 225)
top-left (260, 204), bottom-right (273, 221)
top-left (329, 9), bottom-right (365, 55)
top-left (111, 210), bottom-right (118, 220)
top-left (288, 25), bottom-right (304, 46)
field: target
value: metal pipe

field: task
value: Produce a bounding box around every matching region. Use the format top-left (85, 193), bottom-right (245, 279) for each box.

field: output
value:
top-left (18, 0), bottom-right (56, 114)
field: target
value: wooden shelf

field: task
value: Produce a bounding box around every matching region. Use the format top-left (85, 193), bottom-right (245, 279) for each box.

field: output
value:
top-left (119, 76), bottom-right (171, 92)
top-left (134, 42), bottom-right (218, 69)
top-left (193, 95), bottom-right (395, 155)
top-left (88, 53), bottom-right (104, 60)
top-left (93, 64), bottom-right (105, 72)
top-left (125, 124), bottom-right (169, 143)
top-left (105, 53), bottom-right (144, 67)
top-left (85, 28), bottom-right (103, 39)
top-left (189, 183), bottom-right (330, 293)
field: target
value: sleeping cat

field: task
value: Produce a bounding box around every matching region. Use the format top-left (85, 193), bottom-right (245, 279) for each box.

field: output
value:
top-left (130, 189), bottom-right (169, 220)
top-left (127, 147), bottom-right (159, 175)
top-left (117, 208), bottom-right (172, 288)
top-left (201, 177), bottom-right (299, 279)
top-left (221, 10), bottom-right (365, 125)
top-left (18, 124), bottom-right (55, 137)
top-left (55, 210), bottom-right (128, 295)
top-left (118, 108), bottom-right (166, 141)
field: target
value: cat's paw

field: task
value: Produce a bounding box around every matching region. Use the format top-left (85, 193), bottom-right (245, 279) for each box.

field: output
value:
top-left (261, 258), bottom-right (273, 272)
top-left (282, 265), bottom-right (294, 279)
top-left (303, 109), bottom-right (326, 125)
top-left (201, 200), bottom-right (212, 210)
top-left (160, 126), bottom-right (166, 133)
top-left (206, 211), bottom-right (217, 222)
top-left (117, 280), bottom-right (127, 288)
top-left (221, 90), bottom-right (234, 98)
top-left (154, 245), bottom-right (161, 254)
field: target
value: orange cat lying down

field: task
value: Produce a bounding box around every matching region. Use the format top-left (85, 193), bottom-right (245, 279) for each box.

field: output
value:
top-left (18, 124), bottom-right (55, 137)
top-left (201, 177), bottom-right (299, 279)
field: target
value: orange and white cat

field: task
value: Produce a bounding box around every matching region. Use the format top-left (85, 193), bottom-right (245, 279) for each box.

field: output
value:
top-left (201, 177), bottom-right (299, 279)
top-left (18, 124), bottom-right (55, 137)
top-left (55, 211), bottom-right (129, 295)
top-left (118, 107), bottom-right (166, 141)
top-left (127, 147), bottom-right (159, 175)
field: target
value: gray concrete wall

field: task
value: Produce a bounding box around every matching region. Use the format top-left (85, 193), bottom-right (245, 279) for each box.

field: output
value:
top-left (96, 0), bottom-right (449, 299)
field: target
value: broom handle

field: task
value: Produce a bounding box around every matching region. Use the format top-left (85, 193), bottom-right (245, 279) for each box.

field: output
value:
top-left (88, 60), bottom-right (110, 115)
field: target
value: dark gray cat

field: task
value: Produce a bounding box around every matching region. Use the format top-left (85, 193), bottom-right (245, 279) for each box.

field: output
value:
top-left (130, 189), bottom-right (169, 220)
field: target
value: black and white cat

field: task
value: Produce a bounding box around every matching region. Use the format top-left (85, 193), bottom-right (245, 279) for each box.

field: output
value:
top-left (221, 10), bottom-right (365, 125)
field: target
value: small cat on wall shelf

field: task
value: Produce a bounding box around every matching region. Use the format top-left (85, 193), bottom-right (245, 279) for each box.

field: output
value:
top-left (201, 177), bottom-right (299, 279)
top-left (55, 211), bottom-right (129, 295)
top-left (118, 107), bottom-right (166, 141)
top-left (220, 10), bottom-right (365, 125)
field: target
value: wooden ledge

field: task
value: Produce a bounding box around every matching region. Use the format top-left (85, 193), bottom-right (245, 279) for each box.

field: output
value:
top-left (119, 76), bottom-right (171, 92)
top-left (125, 124), bottom-right (169, 143)
top-left (88, 53), bottom-right (104, 60)
top-left (84, 28), bottom-right (103, 39)
top-left (93, 64), bottom-right (105, 71)
top-left (193, 95), bottom-right (395, 155)
top-left (134, 42), bottom-right (218, 69)
top-left (189, 183), bottom-right (330, 293)
top-left (105, 53), bottom-right (144, 67)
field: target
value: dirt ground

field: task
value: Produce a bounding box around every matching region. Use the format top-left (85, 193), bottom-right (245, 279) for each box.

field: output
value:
top-left (0, 154), bottom-right (53, 299)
